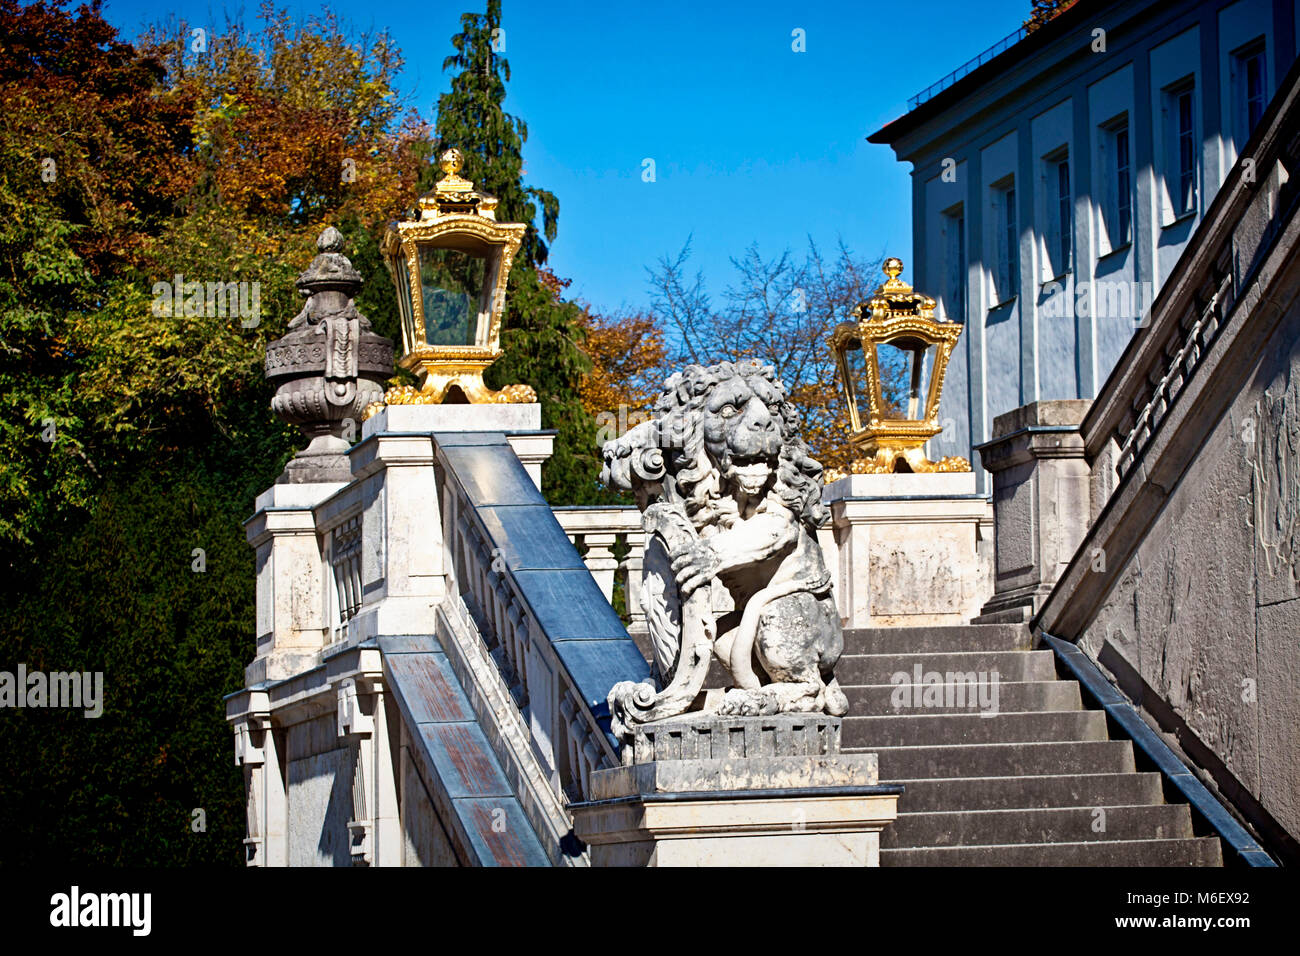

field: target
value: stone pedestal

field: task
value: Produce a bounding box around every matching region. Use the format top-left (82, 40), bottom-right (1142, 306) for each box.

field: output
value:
top-left (244, 481), bottom-right (348, 685)
top-left (570, 715), bottom-right (900, 867)
top-left (974, 400), bottom-right (1090, 624)
top-left (822, 472), bottom-right (992, 627)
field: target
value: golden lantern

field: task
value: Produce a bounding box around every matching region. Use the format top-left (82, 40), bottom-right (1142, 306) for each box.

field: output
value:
top-left (830, 257), bottom-right (969, 473)
top-left (378, 148), bottom-right (535, 405)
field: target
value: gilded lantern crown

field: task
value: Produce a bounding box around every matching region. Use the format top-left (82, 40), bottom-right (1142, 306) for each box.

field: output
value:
top-left (378, 148), bottom-right (534, 405)
top-left (830, 258), bottom-right (969, 474)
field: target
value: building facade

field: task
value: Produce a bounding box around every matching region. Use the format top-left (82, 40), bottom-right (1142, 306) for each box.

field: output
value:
top-left (869, 0), bottom-right (1300, 490)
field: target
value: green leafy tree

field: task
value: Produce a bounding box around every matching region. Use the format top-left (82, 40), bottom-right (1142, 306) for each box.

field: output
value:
top-left (0, 0), bottom-right (432, 865)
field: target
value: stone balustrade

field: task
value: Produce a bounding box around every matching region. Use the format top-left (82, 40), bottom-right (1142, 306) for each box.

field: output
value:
top-left (228, 403), bottom-right (650, 866)
top-left (552, 506), bottom-right (647, 643)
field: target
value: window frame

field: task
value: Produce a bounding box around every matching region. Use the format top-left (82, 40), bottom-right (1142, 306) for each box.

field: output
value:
top-left (942, 203), bottom-right (966, 322)
top-left (1097, 115), bottom-right (1132, 256)
top-left (990, 177), bottom-right (1018, 304)
top-left (1164, 78), bottom-right (1198, 219)
top-left (1233, 39), bottom-right (1268, 145)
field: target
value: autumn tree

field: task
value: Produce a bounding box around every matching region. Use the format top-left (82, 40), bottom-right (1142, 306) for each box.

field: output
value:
top-left (0, 0), bottom-right (197, 548)
top-left (1024, 0), bottom-right (1077, 32)
top-left (576, 305), bottom-right (668, 440)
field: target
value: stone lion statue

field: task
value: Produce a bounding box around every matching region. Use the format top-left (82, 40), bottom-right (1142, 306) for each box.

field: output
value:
top-left (602, 359), bottom-right (848, 745)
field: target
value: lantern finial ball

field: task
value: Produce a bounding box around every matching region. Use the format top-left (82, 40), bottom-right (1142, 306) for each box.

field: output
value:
top-left (884, 257), bottom-right (904, 280)
top-left (440, 148), bottom-right (464, 178)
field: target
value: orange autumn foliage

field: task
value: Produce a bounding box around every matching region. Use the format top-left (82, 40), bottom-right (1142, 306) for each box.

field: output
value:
top-left (577, 309), bottom-right (668, 423)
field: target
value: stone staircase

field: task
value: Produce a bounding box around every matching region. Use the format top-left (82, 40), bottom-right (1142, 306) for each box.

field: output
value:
top-left (839, 624), bottom-right (1224, 866)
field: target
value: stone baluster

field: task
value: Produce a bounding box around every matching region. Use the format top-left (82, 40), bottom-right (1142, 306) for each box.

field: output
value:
top-left (623, 531), bottom-right (647, 639)
top-left (580, 532), bottom-right (619, 602)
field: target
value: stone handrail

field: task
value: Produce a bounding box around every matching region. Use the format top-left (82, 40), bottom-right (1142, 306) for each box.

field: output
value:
top-left (552, 505), bottom-right (647, 639)
top-left (318, 432), bottom-right (650, 802)
top-left (435, 433), bottom-right (650, 803)
top-left (236, 414), bottom-right (651, 865)
top-left (433, 592), bottom-right (583, 863)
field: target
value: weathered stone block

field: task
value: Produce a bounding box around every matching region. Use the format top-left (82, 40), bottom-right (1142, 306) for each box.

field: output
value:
top-left (825, 470), bottom-right (989, 626)
top-left (976, 399), bottom-right (1091, 623)
top-left (572, 748), bottom-right (899, 867)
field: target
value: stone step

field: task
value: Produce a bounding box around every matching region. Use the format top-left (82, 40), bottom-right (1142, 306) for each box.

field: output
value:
top-left (843, 624), bottom-right (1032, 655)
top-left (843, 710), bottom-right (1107, 748)
top-left (883, 803), bottom-right (1194, 848)
top-left (875, 739), bottom-right (1135, 780)
top-left (882, 772), bottom-right (1167, 812)
top-left (881, 836), bottom-right (1224, 867)
top-left (845, 680), bottom-right (1082, 714)
top-left (836, 650), bottom-right (1057, 685)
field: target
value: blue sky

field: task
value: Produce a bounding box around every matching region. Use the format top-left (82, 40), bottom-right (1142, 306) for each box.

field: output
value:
top-left (100, 0), bottom-right (1028, 316)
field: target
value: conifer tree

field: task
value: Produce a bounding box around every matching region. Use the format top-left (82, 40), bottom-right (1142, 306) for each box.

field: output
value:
top-left (432, 0), bottom-right (603, 503)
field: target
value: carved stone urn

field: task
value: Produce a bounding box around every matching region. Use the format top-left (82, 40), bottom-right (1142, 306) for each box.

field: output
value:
top-left (266, 227), bottom-right (394, 483)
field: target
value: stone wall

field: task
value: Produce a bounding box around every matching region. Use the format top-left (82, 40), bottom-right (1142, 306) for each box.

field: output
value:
top-left (1078, 293), bottom-right (1300, 848)
top-left (1033, 54), bottom-right (1300, 859)
top-left (283, 715), bottom-right (353, 867)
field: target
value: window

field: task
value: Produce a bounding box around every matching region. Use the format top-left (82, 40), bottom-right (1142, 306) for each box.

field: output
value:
top-left (992, 179), bottom-right (1017, 302)
top-left (1114, 125), bottom-right (1132, 245)
top-left (1052, 154), bottom-right (1071, 274)
top-left (1099, 117), bottom-right (1131, 252)
top-left (1004, 185), bottom-right (1018, 298)
top-left (1234, 41), bottom-right (1267, 143)
top-left (943, 207), bottom-right (966, 321)
top-left (1165, 80), bottom-right (1197, 217)
top-left (1058, 161), bottom-right (1071, 266)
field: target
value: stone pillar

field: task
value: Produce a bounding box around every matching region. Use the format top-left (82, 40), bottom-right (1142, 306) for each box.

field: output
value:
top-left (244, 482), bottom-right (345, 684)
top-left (232, 692), bottom-right (287, 867)
top-left (347, 431), bottom-right (446, 641)
top-left (974, 399), bottom-right (1091, 624)
top-left (336, 668), bottom-right (400, 866)
top-left (570, 715), bottom-right (900, 867)
top-left (823, 472), bottom-right (990, 627)
top-left (370, 683), bottom-right (401, 867)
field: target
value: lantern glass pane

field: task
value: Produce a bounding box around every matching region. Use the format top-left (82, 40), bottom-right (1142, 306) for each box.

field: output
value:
top-left (393, 254), bottom-right (415, 344)
top-left (876, 340), bottom-right (934, 420)
top-left (841, 339), bottom-right (871, 426)
top-left (418, 248), bottom-right (486, 346)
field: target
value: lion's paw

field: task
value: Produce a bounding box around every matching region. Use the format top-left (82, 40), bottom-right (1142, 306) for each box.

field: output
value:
top-left (717, 688), bottom-right (781, 717)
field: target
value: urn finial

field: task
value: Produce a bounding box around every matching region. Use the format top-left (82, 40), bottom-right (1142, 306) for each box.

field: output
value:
top-left (265, 226), bottom-right (395, 483)
top-left (318, 226), bottom-right (345, 253)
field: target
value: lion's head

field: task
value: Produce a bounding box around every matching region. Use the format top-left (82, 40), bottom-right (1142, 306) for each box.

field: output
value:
top-left (645, 360), bottom-right (827, 534)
